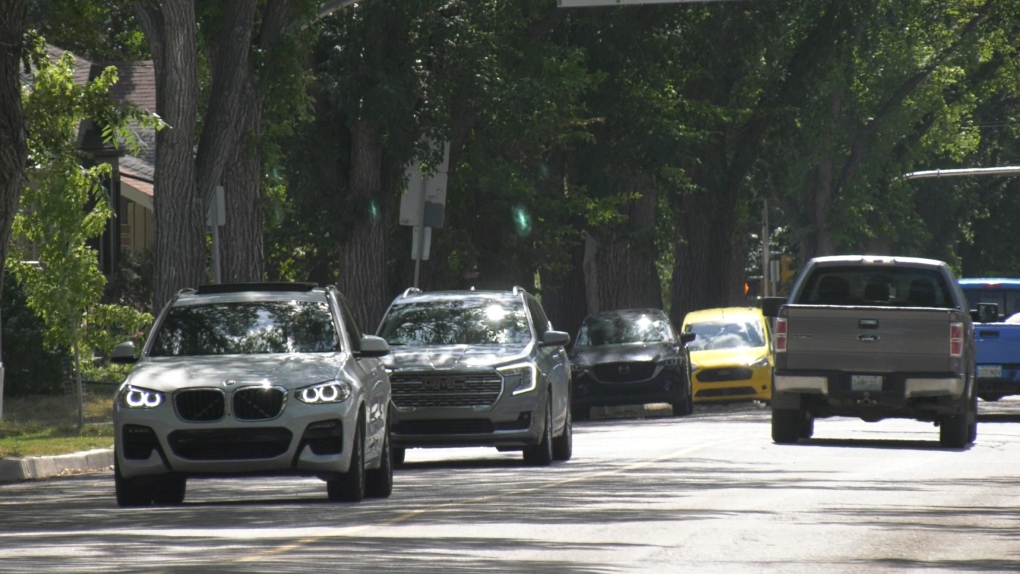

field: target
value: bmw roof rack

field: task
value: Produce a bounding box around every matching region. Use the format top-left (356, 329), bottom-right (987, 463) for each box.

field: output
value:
top-left (195, 282), bottom-right (318, 295)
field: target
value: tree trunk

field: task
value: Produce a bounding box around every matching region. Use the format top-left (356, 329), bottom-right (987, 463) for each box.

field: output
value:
top-left (542, 240), bottom-right (588, 339)
top-left (584, 172), bottom-right (663, 314)
top-left (134, 0), bottom-right (204, 312)
top-left (669, 187), bottom-right (741, 329)
top-left (0, 0), bottom-right (27, 411)
top-left (337, 120), bottom-right (389, 332)
top-left (222, 124), bottom-right (264, 283)
top-left (220, 0), bottom-right (293, 283)
top-left (0, 0), bottom-right (27, 296)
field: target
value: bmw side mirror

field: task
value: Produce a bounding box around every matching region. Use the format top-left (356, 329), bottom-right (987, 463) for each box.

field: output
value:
top-left (111, 341), bottom-right (138, 364)
top-left (358, 334), bottom-right (391, 358)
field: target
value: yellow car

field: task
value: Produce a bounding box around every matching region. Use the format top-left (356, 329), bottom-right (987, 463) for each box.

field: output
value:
top-left (681, 307), bottom-right (773, 404)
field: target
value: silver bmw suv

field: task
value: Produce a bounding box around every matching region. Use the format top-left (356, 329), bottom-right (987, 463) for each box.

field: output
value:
top-left (111, 283), bottom-right (392, 506)
top-left (376, 287), bottom-right (573, 465)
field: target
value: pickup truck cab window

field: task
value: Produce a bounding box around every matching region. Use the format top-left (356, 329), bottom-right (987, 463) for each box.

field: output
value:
top-left (796, 266), bottom-right (955, 308)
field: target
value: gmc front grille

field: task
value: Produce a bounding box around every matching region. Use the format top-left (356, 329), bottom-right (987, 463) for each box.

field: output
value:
top-left (390, 372), bottom-right (503, 408)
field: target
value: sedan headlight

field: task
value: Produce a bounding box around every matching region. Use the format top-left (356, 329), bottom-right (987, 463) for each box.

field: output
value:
top-left (117, 385), bottom-right (164, 409)
top-left (662, 356), bottom-right (680, 366)
top-left (499, 363), bottom-right (537, 396)
top-left (296, 381), bottom-right (352, 404)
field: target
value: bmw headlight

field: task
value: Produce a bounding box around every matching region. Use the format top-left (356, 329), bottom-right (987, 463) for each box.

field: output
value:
top-left (117, 385), bottom-right (164, 409)
top-left (749, 355), bottom-right (770, 368)
top-left (296, 381), bottom-right (352, 404)
top-left (499, 363), bottom-right (537, 396)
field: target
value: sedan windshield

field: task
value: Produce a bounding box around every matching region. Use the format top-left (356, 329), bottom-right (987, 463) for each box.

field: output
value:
top-left (686, 320), bottom-right (765, 351)
top-left (575, 312), bottom-right (673, 347)
top-left (149, 301), bottom-right (341, 356)
top-left (378, 298), bottom-right (531, 346)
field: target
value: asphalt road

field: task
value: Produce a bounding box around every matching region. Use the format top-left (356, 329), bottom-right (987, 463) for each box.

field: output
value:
top-left (2, 400), bottom-right (1020, 573)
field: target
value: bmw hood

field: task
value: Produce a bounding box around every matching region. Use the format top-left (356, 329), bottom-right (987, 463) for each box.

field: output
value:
top-left (383, 344), bottom-right (530, 371)
top-left (123, 353), bottom-right (348, 392)
top-left (569, 342), bottom-right (677, 366)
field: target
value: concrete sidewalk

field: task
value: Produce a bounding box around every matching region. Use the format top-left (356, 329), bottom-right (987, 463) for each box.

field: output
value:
top-left (0, 448), bottom-right (113, 483)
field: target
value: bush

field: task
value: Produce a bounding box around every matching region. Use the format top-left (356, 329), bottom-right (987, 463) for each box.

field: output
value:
top-left (1, 278), bottom-right (71, 397)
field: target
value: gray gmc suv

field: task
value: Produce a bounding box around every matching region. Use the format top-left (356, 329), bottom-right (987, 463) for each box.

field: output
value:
top-left (376, 287), bottom-right (573, 465)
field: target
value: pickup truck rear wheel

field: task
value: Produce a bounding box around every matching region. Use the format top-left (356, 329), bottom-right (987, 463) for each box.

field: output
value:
top-left (939, 412), bottom-right (970, 448)
top-left (800, 413), bottom-right (815, 439)
top-left (772, 409), bottom-right (802, 444)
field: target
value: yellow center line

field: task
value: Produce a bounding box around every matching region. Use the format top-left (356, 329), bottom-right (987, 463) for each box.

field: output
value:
top-left (235, 434), bottom-right (750, 563)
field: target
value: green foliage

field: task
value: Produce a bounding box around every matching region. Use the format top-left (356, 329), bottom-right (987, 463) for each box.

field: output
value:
top-left (0, 278), bottom-right (69, 397)
top-left (9, 38), bottom-right (154, 390)
top-left (28, 0), bottom-right (149, 61)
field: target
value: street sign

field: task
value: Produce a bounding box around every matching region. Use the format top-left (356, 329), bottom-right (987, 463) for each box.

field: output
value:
top-left (399, 141), bottom-right (450, 229)
top-left (411, 226), bottom-right (432, 261)
top-left (559, 0), bottom-right (745, 6)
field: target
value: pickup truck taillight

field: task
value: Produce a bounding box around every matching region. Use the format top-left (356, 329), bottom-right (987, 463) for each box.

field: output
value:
top-left (950, 322), bottom-right (963, 357)
top-left (775, 317), bottom-right (787, 353)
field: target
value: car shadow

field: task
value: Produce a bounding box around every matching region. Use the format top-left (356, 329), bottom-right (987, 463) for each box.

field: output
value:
top-left (793, 437), bottom-right (974, 452)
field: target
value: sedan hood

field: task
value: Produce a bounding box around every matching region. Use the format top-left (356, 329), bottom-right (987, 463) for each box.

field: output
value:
top-left (689, 347), bottom-right (769, 369)
top-left (124, 354), bottom-right (347, 392)
top-left (570, 342), bottom-right (677, 366)
top-left (383, 344), bottom-right (530, 371)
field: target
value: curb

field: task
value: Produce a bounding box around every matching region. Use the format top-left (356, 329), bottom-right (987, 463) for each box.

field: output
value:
top-left (0, 448), bottom-right (113, 483)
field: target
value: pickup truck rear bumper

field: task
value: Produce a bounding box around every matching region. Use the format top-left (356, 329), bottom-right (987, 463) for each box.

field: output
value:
top-left (774, 373), bottom-right (966, 399)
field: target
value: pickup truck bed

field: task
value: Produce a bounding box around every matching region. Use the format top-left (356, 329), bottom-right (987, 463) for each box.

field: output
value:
top-left (768, 255), bottom-right (976, 448)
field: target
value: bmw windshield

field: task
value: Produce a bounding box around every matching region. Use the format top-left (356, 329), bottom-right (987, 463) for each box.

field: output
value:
top-left (149, 301), bottom-right (341, 356)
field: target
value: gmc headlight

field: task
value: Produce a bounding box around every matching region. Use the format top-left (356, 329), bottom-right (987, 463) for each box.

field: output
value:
top-left (118, 385), bottom-right (164, 409)
top-left (297, 381), bottom-right (352, 404)
top-left (499, 363), bottom-right (537, 396)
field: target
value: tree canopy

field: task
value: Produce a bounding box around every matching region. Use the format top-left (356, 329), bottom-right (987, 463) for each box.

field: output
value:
top-left (4, 0), bottom-right (1020, 344)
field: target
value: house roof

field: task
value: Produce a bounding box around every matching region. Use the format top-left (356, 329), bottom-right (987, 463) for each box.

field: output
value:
top-left (42, 44), bottom-right (159, 183)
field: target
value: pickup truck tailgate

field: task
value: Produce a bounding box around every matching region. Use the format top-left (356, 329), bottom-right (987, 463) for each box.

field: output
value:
top-left (782, 305), bottom-right (959, 373)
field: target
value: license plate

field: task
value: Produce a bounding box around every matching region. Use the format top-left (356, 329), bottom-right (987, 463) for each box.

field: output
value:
top-left (977, 365), bottom-right (1002, 379)
top-left (851, 375), bottom-right (883, 392)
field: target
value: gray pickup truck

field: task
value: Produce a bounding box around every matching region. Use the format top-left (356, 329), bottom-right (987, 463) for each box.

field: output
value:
top-left (765, 255), bottom-right (976, 448)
